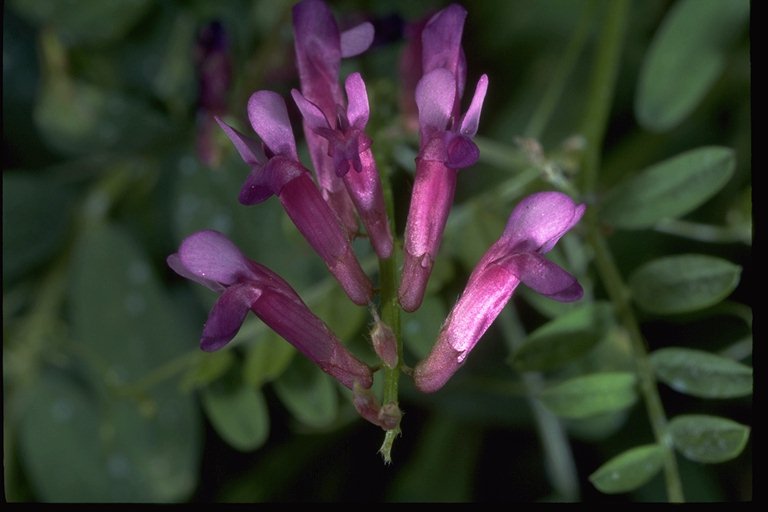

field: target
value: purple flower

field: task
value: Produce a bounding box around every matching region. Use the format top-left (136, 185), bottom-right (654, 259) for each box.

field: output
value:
top-left (399, 5), bottom-right (489, 312)
top-left (292, 72), bottom-right (393, 258)
top-left (292, 0), bottom-right (376, 237)
top-left (413, 192), bottom-right (586, 393)
top-left (215, 91), bottom-right (372, 305)
top-left (168, 230), bottom-right (373, 390)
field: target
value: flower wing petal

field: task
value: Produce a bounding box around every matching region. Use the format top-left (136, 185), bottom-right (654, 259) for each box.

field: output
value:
top-left (503, 252), bottom-right (583, 302)
top-left (340, 22), bottom-right (374, 58)
top-left (200, 283), bottom-right (261, 351)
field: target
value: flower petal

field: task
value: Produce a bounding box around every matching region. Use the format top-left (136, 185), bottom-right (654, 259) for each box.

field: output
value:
top-left (416, 68), bottom-right (457, 136)
top-left (414, 263), bottom-right (520, 392)
top-left (501, 191), bottom-right (586, 253)
top-left (253, 287), bottom-right (373, 389)
top-left (178, 230), bottom-right (255, 287)
top-left (500, 252), bottom-right (583, 302)
top-left (340, 22), bottom-right (374, 58)
top-left (200, 283), bottom-right (261, 351)
top-left (247, 91), bottom-right (298, 160)
top-left (459, 74), bottom-right (488, 137)
top-left (344, 72), bottom-right (370, 129)
top-left (167, 253), bottom-right (224, 292)
top-left (421, 4), bottom-right (467, 76)
top-left (214, 117), bottom-right (266, 167)
top-left (291, 89), bottom-right (330, 131)
top-left (445, 133), bottom-right (479, 169)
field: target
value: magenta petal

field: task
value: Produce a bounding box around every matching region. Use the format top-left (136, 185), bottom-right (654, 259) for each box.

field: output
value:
top-left (344, 72), bottom-right (370, 129)
top-left (201, 283), bottom-right (261, 351)
top-left (253, 288), bottom-right (373, 389)
top-left (399, 159), bottom-right (457, 311)
top-left (279, 173), bottom-right (373, 305)
top-left (247, 91), bottom-right (298, 160)
top-left (178, 230), bottom-right (255, 287)
top-left (291, 89), bottom-right (329, 131)
top-left (414, 263), bottom-right (520, 393)
top-left (501, 252), bottom-right (583, 302)
top-left (214, 117), bottom-right (266, 167)
top-left (502, 191), bottom-right (586, 253)
top-left (421, 4), bottom-right (467, 76)
top-left (342, 148), bottom-right (393, 259)
top-left (459, 74), bottom-right (489, 137)
top-left (340, 22), bottom-right (374, 58)
top-left (168, 253), bottom-right (224, 293)
top-left (445, 134), bottom-right (479, 169)
top-left (416, 68), bottom-right (457, 135)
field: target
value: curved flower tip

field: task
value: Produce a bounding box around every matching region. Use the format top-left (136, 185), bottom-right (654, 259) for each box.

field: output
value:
top-left (413, 339), bottom-right (463, 393)
top-left (502, 191), bottom-right (586, 253)
top-left (176, 230), bottom-right (254, 289)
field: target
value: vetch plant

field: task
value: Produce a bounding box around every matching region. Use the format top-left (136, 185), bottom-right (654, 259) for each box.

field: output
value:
top-left (3, 0), bottom-right (750, 503)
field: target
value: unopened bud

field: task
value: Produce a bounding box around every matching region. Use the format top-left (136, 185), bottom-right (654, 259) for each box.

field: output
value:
top-left (378, 402), bottom-right (402, 431)
top-left (371, 310), bottom-right (398, 369)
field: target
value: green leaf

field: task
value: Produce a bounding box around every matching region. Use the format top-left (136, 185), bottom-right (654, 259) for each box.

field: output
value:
top-left (538, 372), bottom-right (637, 418)
top-left (273, 356), bottom-right (338, 429)
top-left (600, 147), bottom-right (735, 229)
top-left (70, 223), bottom-right (197, 381)
top-left (311, 284), bottom-right (367, 342)
top-left (243, 332), bottom-right (297, 388)
top-left (589, 444), bottom-right (665, 494)
top-left (629, 254), bottom-right (741, 314)
top-left (669, 415), bottom-right (750, 463)
top-left (65, 223), bottom-right (201, 501)
top-left (650, 347), bottom-right (752, 398)
top-left (201, 377), bottom-right (269, 452)
top-left (35, 77), bottom-right (170, 157)
top-left (180, 350), bottom-right (236, 392)
top-left (11, 0), bottom-right (152, 45)
top-left (2, 171), bottom-right (75, 282)
top-left (512, 302), bottom-right (613, 371)
top-left (635, 0), bottom-right (749, 132)
top-left (20, 368), bottom-right (200, 502)
top-left (403, 295), bottom-right (447, 360)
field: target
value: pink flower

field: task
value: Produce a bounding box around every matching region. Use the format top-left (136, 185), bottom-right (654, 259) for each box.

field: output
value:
top-left (215, 91), bottom-right (372, 305)
top-left (292, 0), bottom-right (376, 237)
top-left (292, 72), bottom-right (394, 258)
top-left (168, 230), bottom-right (373, 390)
top-left (414, 192), bottom-right (586, 393)
top-left (399, 4), bottom-right (489, 312)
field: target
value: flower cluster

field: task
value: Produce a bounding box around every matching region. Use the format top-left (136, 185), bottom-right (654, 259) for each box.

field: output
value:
top-left (170, 0), bottom-right (585, 427)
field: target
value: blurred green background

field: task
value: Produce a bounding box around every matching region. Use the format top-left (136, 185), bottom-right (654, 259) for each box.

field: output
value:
top-left (3, 0), bottom-right (751, 502)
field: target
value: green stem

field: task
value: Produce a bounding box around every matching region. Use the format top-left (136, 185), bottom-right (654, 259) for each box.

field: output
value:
top-left (587, 229), bottom-right (684, 502)
top-left (524, 1), bottom-right (595, 140)
top-left (579, 0), bottom-right (628, 195)
top-left (498, 309), bottom-right (580, 501)
top-left (578, 1), bottom-right (684, 502)
top-left (377, 155), bottom-right (403, 463)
